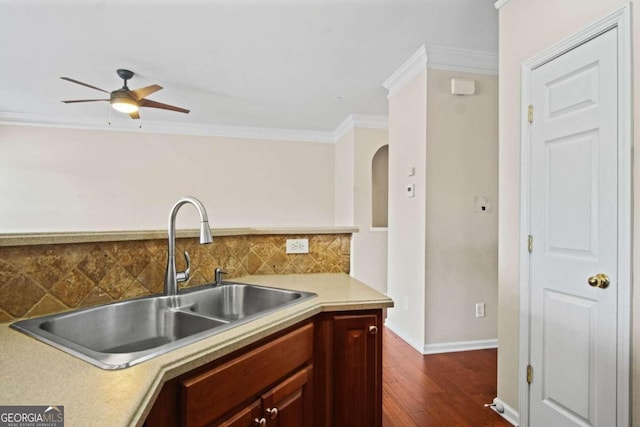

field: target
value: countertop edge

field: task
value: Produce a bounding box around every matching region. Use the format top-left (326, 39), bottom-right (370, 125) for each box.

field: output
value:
top-left (0, 227), bottom-right (359, 247)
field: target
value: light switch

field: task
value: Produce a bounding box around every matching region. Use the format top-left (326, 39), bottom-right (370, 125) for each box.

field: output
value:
top-left (406, 167), bottom-right (415, 177)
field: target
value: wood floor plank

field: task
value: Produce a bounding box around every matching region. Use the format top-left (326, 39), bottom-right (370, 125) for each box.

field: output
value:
top-left (383, 327), bottom-right (511, 426)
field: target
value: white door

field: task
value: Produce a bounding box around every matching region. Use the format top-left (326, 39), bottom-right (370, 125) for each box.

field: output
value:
top-left (528, 28), bottom-right (618, 426)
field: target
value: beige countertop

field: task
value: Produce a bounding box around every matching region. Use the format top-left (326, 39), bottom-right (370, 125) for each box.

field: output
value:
top-left (0, 273), bottom-right (392, 426)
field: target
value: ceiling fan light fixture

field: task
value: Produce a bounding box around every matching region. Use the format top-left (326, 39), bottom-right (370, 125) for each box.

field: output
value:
top-left (111, 97), bottom-right (139, 114)
top-left (61, 69), bottom-right (189, 120)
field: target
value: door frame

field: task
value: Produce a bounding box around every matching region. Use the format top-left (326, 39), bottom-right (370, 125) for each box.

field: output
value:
top-left (518, 4), bottom-right (632, 426)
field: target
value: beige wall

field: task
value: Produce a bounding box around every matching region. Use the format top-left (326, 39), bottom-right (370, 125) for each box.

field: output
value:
top-left (351, 127), bottom-right (389, 293)
top-left (0, 125), bottom-right (335, 232)
top-left (386, 66), bottom-right (499, 351)
top-left (497, 0), bottom-right (640, 422)
top-left (334, 129), bottom-right (355, 226)
top-left (386, 70), bottom-right (428, 349)
top-left (334, 126), bottom-right (389, 293)
top-left (424, 69), bottom-right (499, 344)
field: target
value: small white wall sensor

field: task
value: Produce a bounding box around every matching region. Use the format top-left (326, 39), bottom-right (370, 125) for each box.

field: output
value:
top-left (451, 78), bottom-right (476, 95)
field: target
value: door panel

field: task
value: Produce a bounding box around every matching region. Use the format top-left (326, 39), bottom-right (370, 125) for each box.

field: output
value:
top-left (529, 28), bottom-right (618, 427)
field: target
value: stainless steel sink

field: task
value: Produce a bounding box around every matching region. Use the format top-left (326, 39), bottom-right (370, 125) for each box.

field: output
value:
top-left (11, 282), bottom-right (316, 369)
top-left (179, 283), bottom-right (306, 321)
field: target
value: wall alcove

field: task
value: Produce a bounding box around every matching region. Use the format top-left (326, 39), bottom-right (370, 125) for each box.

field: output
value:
top-left (371, 144), bottom-right (389, 228)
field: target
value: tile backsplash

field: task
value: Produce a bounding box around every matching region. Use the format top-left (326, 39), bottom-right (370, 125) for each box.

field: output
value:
top-left (0, 233), bottom-right (351, 322)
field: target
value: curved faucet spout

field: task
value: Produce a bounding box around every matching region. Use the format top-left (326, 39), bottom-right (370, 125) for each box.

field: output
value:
top-left (165, 196), bottom-right (213, 296)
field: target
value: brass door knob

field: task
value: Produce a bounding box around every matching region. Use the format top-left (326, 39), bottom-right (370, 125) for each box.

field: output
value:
top-left (588, 273), bottom-right (610, 289)
top-left (369, 325), bottom-right (378, 335)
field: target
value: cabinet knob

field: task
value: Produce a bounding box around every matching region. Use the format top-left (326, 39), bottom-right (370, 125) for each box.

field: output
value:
top-left (266, 407), bottom-right (279, 420)
top-left (253, 418), bottom-right (266, 426)
top-left (369, 325), bottom-right (378, 335)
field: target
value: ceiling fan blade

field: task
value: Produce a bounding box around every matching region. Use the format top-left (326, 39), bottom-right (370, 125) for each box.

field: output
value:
top-left (129, 111), bottom-right (140, 120)
top-left (139, 99), bottom-right (190, 114)
top-left (62, 99), bottom-right (109, 103)
top-left (60, 77), bottom-right (110, 94)
top-left (130, 84), bottom-right (163, 101)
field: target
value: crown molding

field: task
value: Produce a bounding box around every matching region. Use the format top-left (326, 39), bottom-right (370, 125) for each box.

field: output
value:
top-left (426, 45), bottom-right (498, 75)
top-left (382, 45), bottom-right (498, 97)
top-left (494, 0), bottom-right (513, 10)
top-left (333, 114), bottom-right (388, 141)
top-left (0, 112), bottom-right (392, 144)
top-left (0, 112), bottom-right (336, 144)
top-left (382, 45), bottom-right (428, 97)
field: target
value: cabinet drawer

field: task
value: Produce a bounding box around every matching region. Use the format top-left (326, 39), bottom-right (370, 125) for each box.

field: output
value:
top-left (180, 322), bottom-right (314, 427)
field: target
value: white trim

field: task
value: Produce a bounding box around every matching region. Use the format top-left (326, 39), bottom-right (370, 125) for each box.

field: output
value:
top-left (491, 398), bottom-right (520, 426)
top-left (518, 5), bottom-right (632, 426)
top-left (1, 111), bottom-right (390, 145)
top-left (383, 320), bottom-right (425, 354)
top-left (333, 113), bottom-right (388, 141)
top-left (370, 227), bottom-right (388, 232)
top-left (0, 112), bottom-right (336, 144)
top-left (382, 45), bottom-right (428, 97)
top-left (426, 45), bottom-right (499, 75)
top-left (385, 320), bottom-right (498, 355)
top-left (382, 45), bottom-right (498, 98)
top-left (423, 338), bottom-right (498, 355)
top-left (494, 0), bottom-right (513, 10)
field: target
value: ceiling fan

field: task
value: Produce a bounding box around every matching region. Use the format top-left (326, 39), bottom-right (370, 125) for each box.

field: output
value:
top-left (61, 69), bottom-right (190, 119)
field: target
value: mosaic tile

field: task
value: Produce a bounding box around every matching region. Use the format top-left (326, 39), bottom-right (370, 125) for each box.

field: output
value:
top-left (136, 261), bottom-right (166, 294)
top-left (0, 310), bottom-right (12, 323)
top-left (106, 241), bottom-right (152, 278)
top-left (24, 295), bottom-right (68, 318)
top-left (0, 275), bottom-right (46, 317)
top-left (0, 233), bottom-right (351, 320)
top-left (77, 245), bottom-right (117, 284)
top-left (0, 259), bottom-right (19, 287)
top-left (224, 236), bottom-right (250, 258)
top-left (49, 269), bottom-right (96, 308)
top-left (120, 281), bottom-right (151, 300)
top-left (79, 287), bottom-right (115, 308)
top-left (98, 264), bottom-right (138, 299)
top-left (0, 246), bottom-right (44, 269)
top-left (247, 251), bottom-right (264, 275)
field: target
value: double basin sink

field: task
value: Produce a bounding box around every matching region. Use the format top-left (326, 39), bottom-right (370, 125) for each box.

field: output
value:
top-left (11, 282), bottom-right (316, 369)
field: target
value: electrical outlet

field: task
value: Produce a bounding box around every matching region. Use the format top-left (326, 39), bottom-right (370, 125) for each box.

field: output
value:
top-left (476, 303), bottom-right (486, 318)
top-left (286, 238), bottom-right (309, 254)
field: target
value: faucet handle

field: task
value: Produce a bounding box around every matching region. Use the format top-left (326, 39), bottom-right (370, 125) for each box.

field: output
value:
top-left (176, 251), bottom-right (191, 283)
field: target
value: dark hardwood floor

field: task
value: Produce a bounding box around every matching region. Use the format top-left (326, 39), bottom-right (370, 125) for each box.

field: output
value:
top-left (382, 327), bottom-right (512, 427)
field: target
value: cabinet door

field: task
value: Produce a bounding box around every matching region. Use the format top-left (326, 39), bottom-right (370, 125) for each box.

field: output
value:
top-left (180, 323), bottom-right (313, 427)
top-left (332, 314), bottom-right (381, 427)
top-left (261, 366), bottom-right (312, 427)
top-left (215, 400), bottom-right (262, 427)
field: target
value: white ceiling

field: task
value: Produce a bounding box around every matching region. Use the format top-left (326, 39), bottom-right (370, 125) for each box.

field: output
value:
top-left (0, 0), bottom-right (498, 137)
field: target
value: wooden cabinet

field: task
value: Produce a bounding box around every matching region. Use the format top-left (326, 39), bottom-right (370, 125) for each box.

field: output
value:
top-left (314, 310), bottom-right (382, 427)
top-left (332, 313), bottom-right (381, 427)
top-left (145, 310), bottom-right (382, 427)
top-left (216, 366), bottom-right (312, 427)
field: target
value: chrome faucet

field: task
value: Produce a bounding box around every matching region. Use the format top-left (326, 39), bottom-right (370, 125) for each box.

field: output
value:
top-left (164, 196), bottom-right (213, 296)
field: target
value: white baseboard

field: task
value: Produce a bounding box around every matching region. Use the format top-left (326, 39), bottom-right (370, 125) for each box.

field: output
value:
top-left (384, 321), bottom-right (498, 355)
top-left (491, 397), bottom-right (520, 426)
top-left (383, 321), bottom-right (425, 353)
top-left (423, 338), bottom-right (498, 354)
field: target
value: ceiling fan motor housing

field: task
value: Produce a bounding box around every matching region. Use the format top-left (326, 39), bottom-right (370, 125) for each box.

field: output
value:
top-left (116, 69), bottom-right (134, 81)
